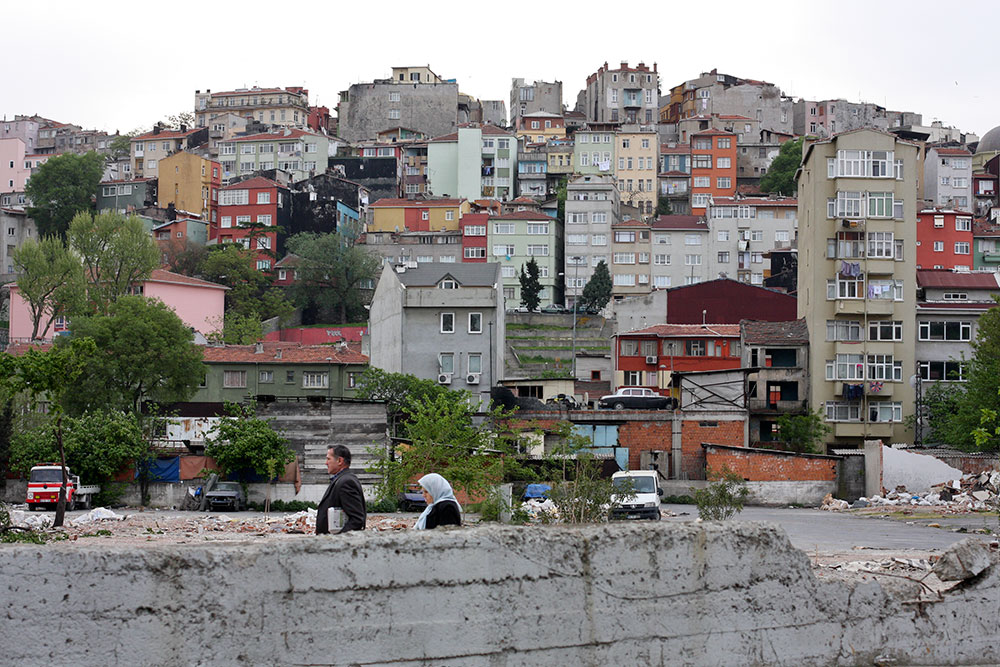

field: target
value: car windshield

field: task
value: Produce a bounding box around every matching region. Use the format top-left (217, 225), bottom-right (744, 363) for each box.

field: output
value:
top-left (214, 482), bottom-right (240, 492)
top-left (613, 476), bottom-right (656, 493)
top-left (29, 469), bottom-right (63, 483)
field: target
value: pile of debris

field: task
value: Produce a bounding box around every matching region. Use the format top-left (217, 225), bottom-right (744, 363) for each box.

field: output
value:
top-left (821, 470), bottom-right (1000, 512)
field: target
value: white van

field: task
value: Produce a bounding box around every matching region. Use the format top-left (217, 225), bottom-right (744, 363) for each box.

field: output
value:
top-left (610, 470), bottom-right (663, 520)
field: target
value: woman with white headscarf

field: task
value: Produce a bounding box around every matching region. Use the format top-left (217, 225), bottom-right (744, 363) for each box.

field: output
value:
top-left (414, 473), bottom-right (462, 530)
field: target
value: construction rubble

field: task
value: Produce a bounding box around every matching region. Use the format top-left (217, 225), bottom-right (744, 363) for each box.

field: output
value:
top-left (821, 469), bottom-right (1000, 512)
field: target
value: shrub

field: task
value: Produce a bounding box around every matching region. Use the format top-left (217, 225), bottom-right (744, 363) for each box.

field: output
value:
top-left (694, 467), bottom-right (750, 520)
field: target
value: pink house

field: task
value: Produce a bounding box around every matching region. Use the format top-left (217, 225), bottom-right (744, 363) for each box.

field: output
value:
top-left (1, 138), bottom-right (31, 194)
top-left (8, 269), bottom-right (228, 342)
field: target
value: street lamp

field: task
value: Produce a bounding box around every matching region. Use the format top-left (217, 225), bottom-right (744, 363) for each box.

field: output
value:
top-left (570, 256), bottom-right (583, 379)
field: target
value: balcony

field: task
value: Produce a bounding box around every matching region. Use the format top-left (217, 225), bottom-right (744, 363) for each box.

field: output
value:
top-left (982, 252), bottom-right (1000, 264)
top-left (865, 258), bottom-right (895, 275)
top-left (832, 381), bottom-right (895, 398)
top-left (833, 422), bottom-right (894, 438)
top-left (748, 398), bottom-right (806, 413)
top-left (836, 299), bottom-right (895, 315)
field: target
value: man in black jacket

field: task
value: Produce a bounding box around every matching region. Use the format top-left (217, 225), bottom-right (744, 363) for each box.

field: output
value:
top-left (316, 444), bottom-right (367, 534)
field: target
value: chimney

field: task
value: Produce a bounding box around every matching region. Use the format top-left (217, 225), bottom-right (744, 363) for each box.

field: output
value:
top-left (275, 348), bottom-right (282, 359)
top-left (152, 126), bottom-right (161, 135)
top-left (621, 61), bottom-right (628, 70)
top-left (254, 342), bottom-right (264, 354)
top-left (180, 124), bottom-right (187, 133)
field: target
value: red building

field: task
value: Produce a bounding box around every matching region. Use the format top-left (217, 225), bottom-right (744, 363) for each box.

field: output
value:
top-left (217, 177), bottom-right (290, 271)
top-left (664, 278), bottom-right (797, 324)
top-left (690, 129), bottom-right (737, 215)
top-left (460, 213), bottom-right (489, 262)
top-left (307, 106), bottom-right (331, 133)
top-left (613, 324), bottom-right (742, 395)
top-left (916, 207), bottom-right (974, 270)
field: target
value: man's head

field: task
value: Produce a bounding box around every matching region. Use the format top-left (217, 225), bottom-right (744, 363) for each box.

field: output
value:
top-left (326, 444), bottom-right (352, 475)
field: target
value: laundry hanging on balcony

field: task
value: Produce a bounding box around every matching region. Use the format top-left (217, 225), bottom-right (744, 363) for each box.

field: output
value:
top-left (840, 261), bottom-right (861, 277)
top-left (842, 383), bottom-right (864, 400)
top-left (869, 381), bottom-right (884, 393)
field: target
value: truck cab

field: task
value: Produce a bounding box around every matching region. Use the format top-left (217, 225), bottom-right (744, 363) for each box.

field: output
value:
top-left (25, 464), bottom-right (97, 511)
top-left (610, 470), bottom-right (663, 520)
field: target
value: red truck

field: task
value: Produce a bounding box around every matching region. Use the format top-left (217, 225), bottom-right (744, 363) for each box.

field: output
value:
top-left (25, 464), bottom-right (99, 511)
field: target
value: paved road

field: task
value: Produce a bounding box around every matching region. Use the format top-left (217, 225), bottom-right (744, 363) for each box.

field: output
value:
top-left (661, 504), bottom-right (997, 552)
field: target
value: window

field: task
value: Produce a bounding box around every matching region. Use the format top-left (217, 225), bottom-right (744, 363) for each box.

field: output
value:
top-left (692, 155), bottom-right (711, 169)
top-left (439, 279), bottom-right (458, 290)
top-left (825, 354), bottom-right (865, 381)
top-left (717, 177), bottom-right (731, 189)
top-left (567, 212), bottom-right (588, 224)
top-left (468, 312), bottom-right (482, 334)
top-left (955, 242), bottom-right (970, 255)
top-left (684, 254), bottom-right (702, 266)
top-left (686, 340), bottom-right (705, 356)
top-left (716, 157), bottom-right (731, 169)
top-left (613, 253), bottom-right (636, 264)
top-left (567, 234), bottom-right (588, 245)
top-left (827, 274), bottom-right (865, 299)
top-left (526, 245), bottom-right (548, 257)
top-left (620, 340), bottom-right (639, 356)
top-left (919, 361), bottom-right (967, 382)
top-left (943, 292), bottom-right (967, 301)
top-left (956, 217), bottom-right (972, 232)
top-left (468, 353), bottom-right (482, 375)
top-left (836, 191), bottom-right (862, 218)
top-left (464, 225), bottom-right (486, 237)
top-left (692, 194), bottom-right (711, 208)
top-left (868, 192), bottom-right (893, 218)
top-left (869, 320), bottom-right (903, 341)
top-left (526, 223), bottom-right (548, 235)
top-left (257, 192), bottom-right (271, 204)
top-left (717, 137), bottom-right (731, 149)
top-left (693, 176), bottom-right (710, 188)
top-left (221, 216), bottom-right (232, 228)
top-left (868, 402), bottom-right (902, 423)
top-left (500, 266), bottom-right (516, 278)
top-left (867, 355), bottom-right (903, 382)
top-left (684, 235), bottom-right (701, 246)
top-left (613, 274), bottom-right (636, 286)
top-left (654, 254), bottom-right (670, 265)
top-left (717, 251), bottom-right (730, 263)
top-left (256, 236), bottom-right (271, 250)
top-left (868, 232), bottom-right (894, 258)
top-left (421, 211), bottom-right (429, 221)
top-left (825, 402), bottom-right (862, 422)
top-left (219, 189), bottom-right (249, 206)
top-left (223, 370), bottom-right (247, 388)
top-left (257, 214), bottom-right (272, 226)
top-left (302, 372), bottom-right (329, 389)
top-left (236, 215), bottom-right (251, 227)
top-left (256, 259), bottom-right (271, 270)
top-left (440, 313), bottom-right (455, 333)
top-left (775, 230), bottom-right (790, 243)
top-left (259, 370), bottom-right (274, 384)
top-left (827, 320), bottom-right (862, 341)
top-left (750, 230), bottom-right (763, 242)
top-left (464, 246), bottom-right (486, 259)
top-left (919, 321), bottom-right (972, 341)
top-left (592, 234), bottom-right (607, 246)
top-left (494, 222), bottom-right (515, 235)
top-left (933, 241), bottom-right (944, 252)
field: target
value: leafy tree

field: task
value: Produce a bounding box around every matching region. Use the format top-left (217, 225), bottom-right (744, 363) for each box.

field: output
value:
top-left (580, 259), bottom-right (612, 311)
top-left (556, 176), bottom-right (568, 221)
top-left (353, 367), bottom-right (454, 435)
top-left (161, 238), bottom-right (208, 277)
top-left (67, 211), bottom-right (160, 315)
top-left (656, 197), bottom-right (672, 216)
top-left (205, 403), bottom-right (294, 488)
top-left (0, 397), bottom-right (12, 493)
top-left (518, 257), bottom-right (542, 312)
top-left (286, 226), bottom-right (380, 324)
top-left (198, 244), bottom-right (293, 322)
top-left (775, 409), bottom-right (831, 453)
top-left (109, 128), bottom-right (144, 161)
top-left (207, 312), bottom-right (264, 345)
top-left (694, 466), bottom-right (750, 520)
top-left (759, 137), bottom-right (803, 197)
top-left (61, 296), bottom-right (205, 414)
top-left (162, 111), bottom-right (195, 128)
top-left (25, 151), bottom-right (105, 237)
top-left (11, 236), bottom-right (86, 340)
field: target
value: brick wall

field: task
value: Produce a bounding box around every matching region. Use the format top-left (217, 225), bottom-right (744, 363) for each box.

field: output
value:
top-left (914, 451), bottom-right (999, 476)
top-left (704, 444), bottom-right (839, 482)
top-left (618, 421), bottom-right (672, 470)
top-left (682, 420), bottom-right (744, 480)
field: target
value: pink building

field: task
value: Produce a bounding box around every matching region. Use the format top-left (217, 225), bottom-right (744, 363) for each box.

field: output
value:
top-left (8, 269), bottom-right (228, 342)
top-left (0, 138), bottom-right (31, 194)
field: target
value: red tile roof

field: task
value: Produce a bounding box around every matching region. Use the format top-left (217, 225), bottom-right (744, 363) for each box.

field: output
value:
top-left (691, 128), bottom-right (736, 136)
top-left (429, 124), bottom-right (514, 143)
top-left (916, 270), bottom-right (1000, 289)
top-left (148, 269), bottom-right (229, 290)
top-left (371, 198), bottom-right (464, 208)
top-left (228, 129), bottom-right (320, 142)
top-left (490, 210), bottom-right (550, 221)
top-left (650, 215), bottom-right (706, 230)
top-left (741, 319), bottom-right (808, 345)
top-left (133, 127), bottom-right (202, 141)
top-left (221, 176), bottom-right (283, 191)
top-left (932, 147), bottom-right (972, 156)
top-left (660, 144), bottom-right (691, 154)
top-left (973, 221), bottom-right (1000, 236)
top-left (200, 342), bottom-right (367, 365)
top-left (620, 324), bottom-right (741, 338)
top-left (711, 196), bottom-right (798, 207)
top-left (460, 213), bottom-right (490, 224)
top-left (659, 170), bottom-right (689, 177)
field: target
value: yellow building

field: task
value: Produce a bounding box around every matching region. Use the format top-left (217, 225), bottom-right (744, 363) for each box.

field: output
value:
top-left (369, 198), bottom-right (470, 233)
top-left (615, 128), bottom-right (659, 217)
top-left (515, 112), bottom-right (566, 145)
top-left (157, 151), bottom-right (221, 223)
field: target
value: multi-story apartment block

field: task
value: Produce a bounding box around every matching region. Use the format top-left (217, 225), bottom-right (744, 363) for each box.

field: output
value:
top-left (615, 127), bottom-right (658, 217)
top-left (973, 220), bottom-right (1000, 269)
top-left (489, 210), bottom-right (561, 307)
top-left (510, 79), bottom-right (563, 127)
top-left (659, 143), bottom-right (691, 215)
top-left (1, 116), bottom-right (41, 153)
top-left (364, 229), bottom-right (462, 267)
top-left (516, 149), bottom-right (548, 198)
top-left (131, 126), bottom-right (209, 180)
top-left (158, 151), bottom-right (221, 224)
top-left (661, 70), bottom-right (793, 135)
top-left (610, 219), bottom-right (652, 298)
top-left (426, 125), bottom-right (518, 201)
top-left (916, 208), bottom-right (974, 270)
top-left (1, 138), bottom-right (32, 194)
top-left (915, 270), bottom-right (1000, 394)
top-left (690, 129), bottom-right (737, 215)
top-left (515, 112), bottom-right (565, 145)
top-left (924, 147), bottom-right (972, 209)
top-left (204, 112), bottom-right (249, 158)
top-left (218, 129), bottom-right (329, 184)
top-left (216, 177), bottom-right (291, 272)
top-left (793, 99), bottom-right (921, 138)
top-left (337, 67), bottom-right (460, 143)
top-left (707, 196), bottom-right (798, 285)
top-left (581, 62), bottom-right (660, 125)
top-left (542, 142), bottom-right (575, 192)
top-left (649, 215), bottom-right (710, 289)
top-left (0, 207), bottom-right (37, 281)
top-left (369, 198), bottom-right (469, 234)
top-left (460, 213), bottom-right (490, 263)
top-left (740, 319), bottom-right (810, 445)
top-left (573, 130), bottom-right (615, 175)
top-left (797, 129), bottom-right (919, 448)
top-left (973, 170), bottom-right (998, 216)
top-left (96, 178), bottom-right (156, 214)
top-left (194, 86), bottom-right (310, 129)
top-left (564, 174), bottom-right (620, 297)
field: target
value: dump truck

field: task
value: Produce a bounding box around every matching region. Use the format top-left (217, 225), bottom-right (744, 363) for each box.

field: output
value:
top-left (25, 464), bottom-right (100, 511)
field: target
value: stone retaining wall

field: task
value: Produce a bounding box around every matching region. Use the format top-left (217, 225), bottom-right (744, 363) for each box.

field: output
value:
top-left (2, 523), bottom-right (998, 665)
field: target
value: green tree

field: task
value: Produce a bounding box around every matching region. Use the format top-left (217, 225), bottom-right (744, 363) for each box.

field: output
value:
top-left (67, 211), bottom-right (160, 315)
top-left (25, 151), bottom-right (105, 237)
top-left (286, 226), bottom-right (380, 324)
top-left (775, 409), bottom-right (832, 453)
top-left (0, 397), bottom-right (12, 494)
top-left (518, 257), bottom-right (542, 312)
top-left (162, 111), bottom-right (195, 128)
top-left (694, 466), bottom-right (750, 520)
top-left (656, 197), bottom-right (672, 216)
top-left (205, 403), bottom-right (294, 486)
top-left (580, 259), bottom-right (612, 311)
top-left (208, 312), bottom-right (264, 345)
top-left (197, 244), bottom-right (293, 322)
top-left (759, 137), bottom-right (803, 197)
top-left (353, 367), bottom-right (454, 436)
top-left (109, 128), bottom-right (144, 161)
top-left (11, 236), bottom-right (86, 340)
top-left (61, 296), bottom-right (205, 414)
top-left (556, 176), bottom-right (568, 221)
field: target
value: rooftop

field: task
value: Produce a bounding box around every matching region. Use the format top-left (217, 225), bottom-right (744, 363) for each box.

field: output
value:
top-left (200, 342), bottom-right (366, 365)
top-left (371, 198), bottom-right (465, 208)
top-left (394, 262), bottom-right (499, 288)
top-left (490, 210), bottom-right (550, 221)
top-left (227, 129), bottom-right (322, 142)
top-left (133, 127), bottom-right (202, 141)
top-left (916, 270), bottom-right (1000, 290)
top-left (650, 215), bottom-right (707, 230)
top-left (741, 319), bottom-right (809, 346)
top-left (620, 323), bottom-right (741, 338)
top-left (221, 176), bottom-right (283, 191)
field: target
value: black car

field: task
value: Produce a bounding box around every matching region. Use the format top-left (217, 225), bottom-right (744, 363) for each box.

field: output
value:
top-left (398, 485), bottom-right (428, 512)
top-left (598, 388), bottom-right (671, 410)
top-left (204, 482), bottom-right (247, 511)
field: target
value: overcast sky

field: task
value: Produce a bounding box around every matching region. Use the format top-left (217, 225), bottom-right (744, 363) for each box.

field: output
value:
top-left (5, 1), bottom-right (998, 138)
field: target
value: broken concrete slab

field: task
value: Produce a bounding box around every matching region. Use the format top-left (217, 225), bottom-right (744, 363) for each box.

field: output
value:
top-left (882, 446), bottom-right (964, 494)
top-left (932, 537), bottom-right (997, 582)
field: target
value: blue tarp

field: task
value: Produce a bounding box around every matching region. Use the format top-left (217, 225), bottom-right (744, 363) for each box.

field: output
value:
top-left (136, 457), bottom-right (180, 482)
top-left (524, 484), bottom-right (551, 499)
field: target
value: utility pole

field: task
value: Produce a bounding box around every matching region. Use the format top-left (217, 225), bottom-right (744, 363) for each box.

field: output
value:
top-left (570, 256), bottom-right (582, 379)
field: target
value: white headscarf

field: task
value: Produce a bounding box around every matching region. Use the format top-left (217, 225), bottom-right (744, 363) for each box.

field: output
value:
top-left (414, 473), bottom-right (461, 530)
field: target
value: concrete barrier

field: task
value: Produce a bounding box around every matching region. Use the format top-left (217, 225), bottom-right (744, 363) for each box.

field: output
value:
top-left (2, 522), bottom-right (998, 665)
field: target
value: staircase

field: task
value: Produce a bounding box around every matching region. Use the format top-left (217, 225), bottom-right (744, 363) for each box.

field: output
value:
top-left (257, 400), bottom-right (388, 485)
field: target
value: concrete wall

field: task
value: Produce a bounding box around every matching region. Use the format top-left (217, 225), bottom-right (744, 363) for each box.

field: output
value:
top-left (3, 523), bottom-right (998, 666)
top-left (704, 444), bottom-right (839, 482)
top-left (339, 82), bottom-right (458, 143)
top-left (660, 479), bottom-right (836, 505)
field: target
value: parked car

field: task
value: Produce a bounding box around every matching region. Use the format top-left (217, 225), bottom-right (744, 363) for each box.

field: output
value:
top-left (609, 470), bottom-right (663, 520)
top-left (598, 387), bottom-right (671, 410)
top-left (398, 484), bottom-right (428, 512)
top-left (540, 304), bottom-right (568, 314)
top-left (545, 393), bottom-right (579, 409)
top-left (204, 482), bottom-right (246, 511)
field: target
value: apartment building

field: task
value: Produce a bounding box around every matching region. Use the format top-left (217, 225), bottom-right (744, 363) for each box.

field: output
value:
top-left (740, 319), bottom-right (810, 445)
top-left (661, 70), bottom-right (793, 135)
top-left (581, 62), bottom-right (659, 125)
top-left (916, 208), bottom-right (974, 270)
top-left (0, 138), bottom-right (32, 194)
top-left (793, 99), bottom-right (921, 138)
top-left (690, 129), bottom-right (737, 215)
top-left (489, 210), bottom-right (561, 307)
top-left (369, 198), bottom-right (469, 234)
top-left (96, 178), bottom-right (156, 214)
top-left (195, 86), bottom-right (310, 129)
top-left (0, 207), bottom-right (36, 281)
top-left (157, 151), bottom-right (221, 224)
top-left (426, 125), bottom-right (518, 202)
top-left (572, 130), bottom-right (615, 175)
top-left (796, 129), bottom-right (919, 447)
top-left (649, 215), bottom-right (710, 289)
top-left (659, 143), bottom-right (691, 215)
top-left (564, 174), bottom-right (620, 297)
top-left (216, 177), bottom-right (291, 272)
top-left (707, 196), bottom-right (798, 284)
top-left (131, 126), bottom-right (209, 180)
top-left (218, 129), bottom-right (329, 184)
top-left (973, 220), bottom-right (1000, 269)
top-left (515, 112), bottom-right (565, 145)
top-left (924, 147), bottom-right (972, 209)
top-left (609, 219), bottom-right (652, 299)
top-left (510, 79), bottom-right (563, 127)
top-left (615, 127), bottom-right (658, 216)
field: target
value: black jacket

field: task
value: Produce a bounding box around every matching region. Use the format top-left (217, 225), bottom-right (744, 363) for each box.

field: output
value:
top-left (316, 469), bottom-right (367, 534)
top-left (424, 500), bottom-right (461, 529)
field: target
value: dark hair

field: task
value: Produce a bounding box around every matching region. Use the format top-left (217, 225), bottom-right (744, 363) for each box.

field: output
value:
top-left (327, 444), bottom-right (352, 466)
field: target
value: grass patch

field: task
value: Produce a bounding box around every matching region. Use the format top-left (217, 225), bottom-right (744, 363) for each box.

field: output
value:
top-left (506, 335), bottom-right (548, 341)
top-left (507, 323), bottom-right (572, 331)
top-left (518, 355), bottom-right (566, 364)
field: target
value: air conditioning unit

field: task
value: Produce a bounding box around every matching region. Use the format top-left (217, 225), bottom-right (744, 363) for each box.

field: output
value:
top-left (466, 373), bottom-right (481, 385)
top-left (437, 373), bottom-right (453, 385)
top-left (645, 355), bottom-right (658, 364)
